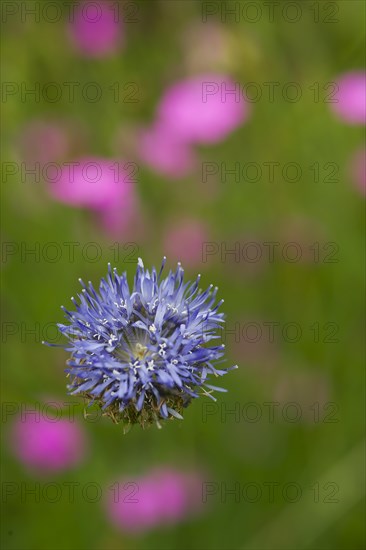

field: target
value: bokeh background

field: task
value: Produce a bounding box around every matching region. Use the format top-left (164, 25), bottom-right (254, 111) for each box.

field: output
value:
top-left (1, 1), bottom-right (365, 549)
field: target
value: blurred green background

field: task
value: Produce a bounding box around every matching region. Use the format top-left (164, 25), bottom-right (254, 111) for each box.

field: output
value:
top-left (1, 1), bottom-right (365, 549)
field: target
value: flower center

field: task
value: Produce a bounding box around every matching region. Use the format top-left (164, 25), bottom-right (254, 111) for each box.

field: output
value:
top-left (134, 342), bottom-right (148, 361)
top-left (111, 327), bottom-right (153, 365)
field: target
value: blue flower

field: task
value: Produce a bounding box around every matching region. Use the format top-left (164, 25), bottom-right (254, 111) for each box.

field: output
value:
top-left (48, 258), bottom-right (237, 429)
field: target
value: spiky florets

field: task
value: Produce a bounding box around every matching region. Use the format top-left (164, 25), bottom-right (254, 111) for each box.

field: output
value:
top-left (53, 258), bottom-right (237, 430)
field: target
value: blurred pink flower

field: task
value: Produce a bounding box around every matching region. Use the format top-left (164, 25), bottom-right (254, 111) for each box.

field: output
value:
top-left (163, 219), bottom-right (210, 267)
top-left (150, 469), bottom-right (188, 523)
top-left (48, 156), bottom-right (132, 207)
top-left (349, 147), bottom-right (366, 195)
top-left (97, 191), bottom-right (144, 239)
top-left (68, 1), bottom-right (122, 58)
top-left (106, 468), bottom-right (203, 533)
top-left (11, 413), bottom-right (87, 473)
top-left (137, 122), bottom-right (197, 179)
top-left (48, 157), bottom-right (138, 236)
top-left (156, 74), bottom-right (249, 144)
top-left (331, 71), bottom-right (366, 124)
top-left (108, 476), bottom-right (161, 533)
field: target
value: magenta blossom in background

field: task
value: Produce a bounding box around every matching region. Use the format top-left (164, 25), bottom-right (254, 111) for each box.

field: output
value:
top-left (48, 156), bottom-right (137, 236)
top-left (68, 1), bottom-right (122, 58)
top-left (137, 74), bottom-right (249, 177)
top-left (150, 469), bottom-right (188, 523)
top-left (48, 157), bottom-right (133, 209)
top-left (331, 71), bottom-right (366, 125)
top-left (163, 219), bottom-right (210, 267)
top-left (156, 74), bottom-right (249, 144)
top-left (106, 468), bottom-right (203, 533)
top-left (109, 476), bottom-right (161, 533)
top-left (137, 122), bottom-right (197, 179)
top-left (11, 413), bottom-right (87, 473)
top-left (349, 147), bottom-right (366, 196)
top-left (97, 191), bottom-right (143, 239)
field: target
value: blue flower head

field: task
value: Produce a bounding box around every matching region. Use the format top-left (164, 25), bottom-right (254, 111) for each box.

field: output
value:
top-left (49, 258), bottom-right (237, 429)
